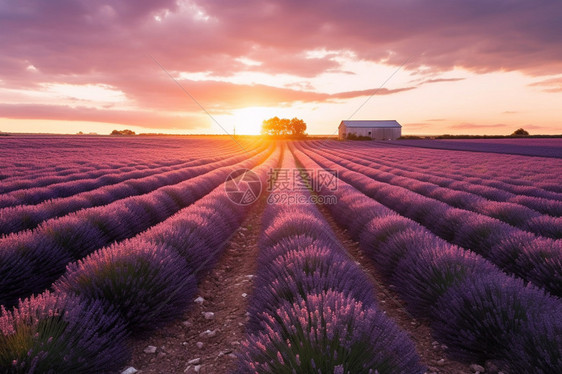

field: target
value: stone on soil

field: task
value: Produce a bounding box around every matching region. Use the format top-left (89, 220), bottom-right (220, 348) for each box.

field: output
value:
top-left (144, 345), bottom-right (157, 354)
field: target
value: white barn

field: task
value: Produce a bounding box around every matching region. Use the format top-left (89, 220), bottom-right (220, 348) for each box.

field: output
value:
top-left (339, 120), bottom-right (402, 140)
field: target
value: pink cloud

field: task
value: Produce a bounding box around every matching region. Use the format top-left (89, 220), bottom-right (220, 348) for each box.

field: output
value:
top-left (2, 1), bottom-right (561, 86)
top-left (529, 77), bottom-right (562, 92)
top-left (1, 0), bottom-right (561, 129)
top-left (0, 81), bottom-right (412, 128)
top-left (0, 103), bottom-right (204, 129)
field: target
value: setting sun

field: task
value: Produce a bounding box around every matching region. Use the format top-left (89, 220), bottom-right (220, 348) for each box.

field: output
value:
top-left (229, 107), bottom-right (280, 135)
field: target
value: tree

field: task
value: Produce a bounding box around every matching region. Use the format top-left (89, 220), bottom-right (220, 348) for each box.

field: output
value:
top-left (110, 129), bottom-right (136, 136)
top-left (261, 117), bottom-right (282, 136)
top-left (289, 117), bottom-right (307, 137)
top-left (261, 117), bottom-right (307, 137)
top-left (511, 128), bottom-right (529, 136)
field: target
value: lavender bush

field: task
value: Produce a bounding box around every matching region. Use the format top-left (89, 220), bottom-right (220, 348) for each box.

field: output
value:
top-left (507, 307), bottom-right (562, 373)
top-left (248, 245), bottom-right (377, 331)
top-left (0, 292), bottom-right (128, 373)
top-left (359, 215), bottom-right (418, 257)
top-left (368, 227), bottom-right (436, 278)
top-left (262, 213), bottom-right (337, 247)
top-left (432, 273), bottom-right (560, 362)
top-left (392, 245), bottom-right (498, 318)
top-left (53, 239), bottom-right (197, 335)
top-left (0, 232), bottom-right (72, 308)
top-left (237, 291), bottom-right (424, 374)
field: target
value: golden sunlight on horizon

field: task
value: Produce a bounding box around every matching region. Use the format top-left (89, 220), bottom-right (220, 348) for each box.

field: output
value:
top-left (217, 107), bottom-right (294, 135)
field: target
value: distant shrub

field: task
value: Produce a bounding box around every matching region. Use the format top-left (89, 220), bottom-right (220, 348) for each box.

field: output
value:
top-left (237, 291), bottom-right (424, 374)
top-left (53, 239), bottom-right (197, 336)
top-left (0, 292), bottom-right (128, 373)
top-left (397, 135), bottom-right (423, 140)
top-left (346, 133), bottom-right (372, 140)
top-left (511, 128), bottom-right (529, 136)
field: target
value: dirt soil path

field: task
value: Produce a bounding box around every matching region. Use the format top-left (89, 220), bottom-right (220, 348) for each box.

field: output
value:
top-left (125, 194), bottom-right (268, 374)
top-left (315, 202), bottom-right (478, 374)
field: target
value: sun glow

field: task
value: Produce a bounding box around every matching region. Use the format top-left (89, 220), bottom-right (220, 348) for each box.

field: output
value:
top-left (230, 107), bottom-right (280, 135)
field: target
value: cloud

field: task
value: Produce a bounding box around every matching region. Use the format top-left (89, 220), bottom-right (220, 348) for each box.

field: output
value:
top-left (419, 78), bottom-right (466, 85)
top-left (199, 0), bottom-right (562, 76)
top-left (0, 81), bottom-right (413, 127)
top-left (0, 103), bottom-right (206, 129)
top-left (447, 123), bottom-right (508, 130)
top-left (329, 87), bottom-right (415, 99)
top-left (2, 1), bottom-right (561, 88)
top-left (403, 122), bottom-right (435, 130)
top-left (528, 77), bottom-right (562, 92)
top-left (1, 0), bottom-right (561, 129)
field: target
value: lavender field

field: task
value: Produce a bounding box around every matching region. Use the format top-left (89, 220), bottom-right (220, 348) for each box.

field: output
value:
top-left (1, 136), bottom-right (561, 374)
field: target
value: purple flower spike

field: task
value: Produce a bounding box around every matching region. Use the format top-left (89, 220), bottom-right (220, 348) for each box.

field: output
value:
top-left (236, 291), bottom-right (424, 374)
top-left (0, 291), bottom-right (129, 373)
top-left (53, 239), bottom-right (197, 336)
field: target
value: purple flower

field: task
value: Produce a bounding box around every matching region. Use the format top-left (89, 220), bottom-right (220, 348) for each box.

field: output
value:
top-left (0, 291), bottom-right (129, 373)
top-left (53, 239), bottom-right (197, 335)
top-left (237, 291), bottom-right (424, 374)
top-left (432, 273), bottom-right (561, 362)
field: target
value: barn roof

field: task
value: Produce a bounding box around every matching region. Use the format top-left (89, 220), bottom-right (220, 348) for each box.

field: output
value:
top-left (339, 120), bottom-right (401, 128)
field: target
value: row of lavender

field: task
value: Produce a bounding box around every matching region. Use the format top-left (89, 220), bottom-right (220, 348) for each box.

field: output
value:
top-left (0, 160), bottom-right (175, 194)
top-left (321, 140), bottom-right (562, 196)
top-left (0, 136), bottom-right (250, 185)
top-left (304, 142), bottom-right (562, 236)
top-left (0, 140), bottom-right (259, 208)
top-left (0, 143), bottom-right (267, 235)
top-left (235, 148), bottom-right (424, 373)
top-left (0, 145), bottom-right (272, 308)
top-left (298, 143), bottom-right (562, 297)
top-left (294, 145), bottom-right (561, 373)
top-left (310, 141), bottom-right (562, 216)
top-left (0, 146), bottom-right (281, 373)
top-left (371, 141), bottom-right (561, 194)
top-left (362, 140), bottom-right (561, 190)
top-left (386, 138), bottom-right (562, 159)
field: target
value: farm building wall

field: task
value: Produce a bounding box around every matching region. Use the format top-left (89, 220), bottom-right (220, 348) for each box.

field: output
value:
top-left (340, 126), bottom-right (401, 140)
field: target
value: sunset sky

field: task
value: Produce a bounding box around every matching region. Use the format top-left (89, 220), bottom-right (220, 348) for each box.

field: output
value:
top-left (1, 0), bottom-right (561, 135)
